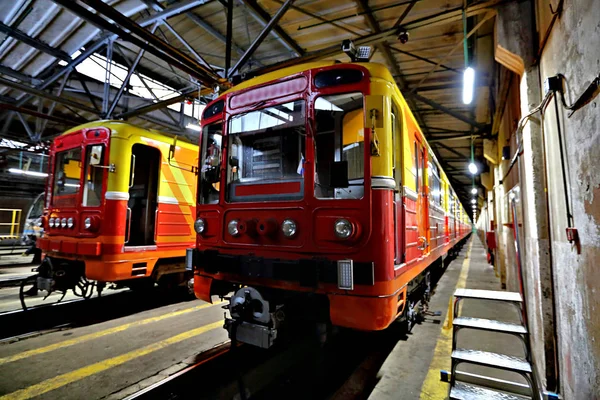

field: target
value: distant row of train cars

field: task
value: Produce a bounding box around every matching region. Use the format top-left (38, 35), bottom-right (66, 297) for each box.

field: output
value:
top-left (36, 61), bottom-right (471, 347)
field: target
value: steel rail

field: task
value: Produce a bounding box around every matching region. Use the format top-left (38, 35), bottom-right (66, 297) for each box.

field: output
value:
top-left (123, 341), bottom-right (232, 400)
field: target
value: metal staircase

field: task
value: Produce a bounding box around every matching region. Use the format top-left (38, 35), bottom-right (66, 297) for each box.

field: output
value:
top-left (441, 288), bottom-right (543, 400)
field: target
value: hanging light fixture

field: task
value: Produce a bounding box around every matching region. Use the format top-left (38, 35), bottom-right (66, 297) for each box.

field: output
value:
top-left (471, 187), bottom-right (477, 195)
top-left (462, 67), bottom-right (475, 105)
top-left (468, 162), bottom-right (478, 174)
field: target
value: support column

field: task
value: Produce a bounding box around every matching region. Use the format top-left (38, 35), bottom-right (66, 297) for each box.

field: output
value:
top-left (495, 0), bottom-right (558, 391)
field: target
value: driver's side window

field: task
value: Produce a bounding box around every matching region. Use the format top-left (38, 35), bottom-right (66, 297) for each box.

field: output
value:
top-left (198, 123), bottom-right (222, 205)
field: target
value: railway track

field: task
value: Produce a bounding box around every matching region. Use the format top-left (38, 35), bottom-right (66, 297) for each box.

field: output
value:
top-left (0, 287), bottom-right (195, 340)
top-left (124, 252), bottom-right (460, 400)
top-left (122, 323), bottom-right (417, 400)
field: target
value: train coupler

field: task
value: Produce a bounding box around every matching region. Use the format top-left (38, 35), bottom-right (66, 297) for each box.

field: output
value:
top-left (224, 319), bottom-right (278, 349)
top-left (224, 286), bottom-right (283, 349)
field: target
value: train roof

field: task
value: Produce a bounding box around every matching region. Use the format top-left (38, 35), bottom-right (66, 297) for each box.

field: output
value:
top-left (221, 61), bottom-right (396, 96)
top-left (61, 120), bottom-right (198, 150)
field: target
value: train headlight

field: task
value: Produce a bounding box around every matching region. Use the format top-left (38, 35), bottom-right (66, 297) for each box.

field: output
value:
top-left (228, 220), bottom-right (240, 236)
top-left (84, 216), bottom-right (100, 232)
top-left (49, 218), bottom-right (55, 228)
top-left (194, 218), bottom-right (206, 234)
top-left (67, 217), bottom-right (74, 229)
top-left (61, 218), bottom-right (67, 228)
top-left (334, 219), bottom-right (353, 239)
top-left (281, 219), bottom-right (297, 238)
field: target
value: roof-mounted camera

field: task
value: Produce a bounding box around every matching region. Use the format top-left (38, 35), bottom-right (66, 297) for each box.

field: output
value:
top-left (341, 40), bottom-right (373, 62)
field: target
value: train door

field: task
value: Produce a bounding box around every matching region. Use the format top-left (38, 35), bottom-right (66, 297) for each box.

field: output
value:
top-left (415, 137), bottom-right (429, 257)
top-left (391, 103), bottom-right (403, 265)
top-left (125, 144), bottom-right (160, 247)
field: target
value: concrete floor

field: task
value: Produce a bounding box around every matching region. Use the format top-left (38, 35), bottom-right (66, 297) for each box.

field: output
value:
top-left (0, 255), bottom-right (129, 313)
top-left (369, 236), bottom-right (523, 400)
top-left (0, 237), bottom-right (518, 400)
top-left (0, 297), bottom-right (228, 399)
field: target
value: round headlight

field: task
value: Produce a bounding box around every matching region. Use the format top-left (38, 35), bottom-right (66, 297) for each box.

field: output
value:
top-left (49, 218), bottom-right (55, 228)
top-left (84, 217), bottom-right (92, 230)
top-left (334, 219), bottom-right (353, 239)
top-left (194, 218), bottom-right (206, 234)
top-left (61, 218), bottom-right (67, 228)
top-left (281, 219), bottom-right (297, 238)
top-left (228, 220), bottom-right (240, 236)
top-left (67, 217), bottom-right (74, 228)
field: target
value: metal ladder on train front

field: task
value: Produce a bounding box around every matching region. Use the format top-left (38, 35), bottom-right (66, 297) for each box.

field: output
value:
top-left (440, 288), bottom-right (556, 400)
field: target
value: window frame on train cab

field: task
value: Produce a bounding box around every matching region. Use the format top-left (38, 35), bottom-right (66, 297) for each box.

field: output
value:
top-left (225, 99), bottom-right (307, 203)
top-left (313, 92), bottom-right (366, 200)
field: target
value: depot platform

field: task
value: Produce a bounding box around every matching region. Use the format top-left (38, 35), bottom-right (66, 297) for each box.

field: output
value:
top-left (365, 236), bottom-right (530, 400)
top-left (0, 236), bottom-right (523, 400)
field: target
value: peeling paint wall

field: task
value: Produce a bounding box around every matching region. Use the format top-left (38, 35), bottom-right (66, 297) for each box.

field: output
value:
top-left (488, 0), bottom-right (600, 397)
top-left (537, 0), bottom-right (600, 397)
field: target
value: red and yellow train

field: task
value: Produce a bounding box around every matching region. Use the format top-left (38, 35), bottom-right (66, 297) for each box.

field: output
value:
top-left (189, 62), bottom-right (471, 347)
top-left (28, 121), bottom-right (198, 308)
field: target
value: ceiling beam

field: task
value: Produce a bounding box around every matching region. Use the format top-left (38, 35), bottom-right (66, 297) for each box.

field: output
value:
top-left (434, 141), bottom-right (470, 159)
top-left (52, 0), bottom-right (221, 86)
top-left (406, 92), bottom-right (486, 128)
top-left (241, 0), bottom-right (304, 57)
top-left (388, 45), bottom-right (460, 74)
top-left (0, 77), bottom-right (98, 114)
top-left (251, 0), bottom-right (503, 75)
top-left (428, 133), bottom-right (483, 143)
top-left (115, 88), bottom-right (200, 119)
top-left (0, 65), bottom-right (41, 85)
top-left (0, 103), bottom-right (86, 125)
top-left (78, 0), bottom-right (219, 78)
top-left (141, 0), bottom-right (210, 22)
top-left (0, 22), bottom-right (70, 61)
top-left (229, 0), bottom-right (296, 77)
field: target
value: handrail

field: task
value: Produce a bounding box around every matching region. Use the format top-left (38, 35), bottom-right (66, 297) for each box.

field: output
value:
top-left (0, 209), bottom-right (22, 237)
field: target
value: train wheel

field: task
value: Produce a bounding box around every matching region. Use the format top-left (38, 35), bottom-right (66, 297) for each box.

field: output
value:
top-left (19, 275), bottom-right (67, 311)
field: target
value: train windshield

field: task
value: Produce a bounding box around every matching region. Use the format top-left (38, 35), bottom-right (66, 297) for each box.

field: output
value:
top-left (52, 148), bottom-right (82, 206)
top-left (226, 100), bottom-right (306, 202)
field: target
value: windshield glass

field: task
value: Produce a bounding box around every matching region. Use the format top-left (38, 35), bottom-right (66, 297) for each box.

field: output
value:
top-left (53, 148), bottom-right (82, 206)
top-left (226, 100), bottom-right (305, 202)
top-left (314, 93), bottom-right (365, 199)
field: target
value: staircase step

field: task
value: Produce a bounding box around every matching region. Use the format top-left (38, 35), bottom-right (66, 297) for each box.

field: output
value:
top-left (454, 288), bottom-right (522, 303)
top-left (452, 349), bottom-right (532, 373)
top-left (450, 382), bottom-right (530, 400)
top-left (453, 317), bottom-right (527, 334)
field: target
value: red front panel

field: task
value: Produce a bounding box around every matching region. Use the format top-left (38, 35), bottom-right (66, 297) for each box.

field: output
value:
top-left (156, 203), bottom-right (193, 237)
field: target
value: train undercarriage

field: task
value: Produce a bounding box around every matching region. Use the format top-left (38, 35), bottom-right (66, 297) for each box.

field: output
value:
top-left (19, 256), bottom-right (194, 311)
top-left (221, 239), bottom-right (467, 349)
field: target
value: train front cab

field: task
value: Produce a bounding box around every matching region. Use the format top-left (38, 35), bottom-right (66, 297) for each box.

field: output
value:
top-left (36, 122), bottom-right (197, 296)
top-left (190, 63), bottom-right (470, 344)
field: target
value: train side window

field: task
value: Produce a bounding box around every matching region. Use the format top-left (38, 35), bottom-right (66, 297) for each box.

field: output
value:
top-left (391, 101), bottom-right (403, 192)
top-left (82, 144), bottom-right (104, 207)
top-left (198, 123), bottom-right (223, 204)
top-left (429, 160), bottom-right (442, 207)
top-left (414, 141), bottom-right (419, 193)
top-left (314, 93), bottom-right (365, 200)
